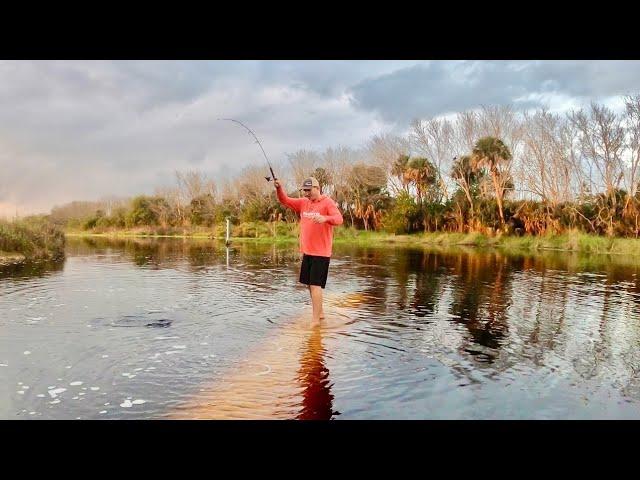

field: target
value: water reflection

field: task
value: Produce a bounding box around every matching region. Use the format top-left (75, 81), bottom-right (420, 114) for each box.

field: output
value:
top-left (4, 236), bottom-right (640, 418)
top-left (65, 236), bottom-right (300, 272)
top-left (0, 257), bottom-right (65, 280)
top-left (62, 238), bottom-right (640, 385)
top-left (448, 253), bottom-right (511, 362)
top-left (296, 325), bottom-right (339, 420)
top-left (332, 243), bottom-right (640, 391)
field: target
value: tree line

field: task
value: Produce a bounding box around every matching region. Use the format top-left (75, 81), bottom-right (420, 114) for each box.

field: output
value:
top-left (50, 95), bottom-right (640, 238)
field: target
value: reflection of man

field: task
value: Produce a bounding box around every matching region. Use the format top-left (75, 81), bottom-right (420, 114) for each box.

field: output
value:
top-left (274, 176), bottom-right (343, 325)
top-left (296, 324), bottom-right (338, 420)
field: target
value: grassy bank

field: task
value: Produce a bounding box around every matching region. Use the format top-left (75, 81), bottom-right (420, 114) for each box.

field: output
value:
top-left (334, 229), bottom-right (640, 256)
top-left (0, 217), bottom-right (66, 264)
top-left (66, 223), bottom-right (640, 257)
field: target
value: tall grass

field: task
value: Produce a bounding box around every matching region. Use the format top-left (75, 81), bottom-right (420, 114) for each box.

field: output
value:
top-left (0, 216), bottom-right (65, 261)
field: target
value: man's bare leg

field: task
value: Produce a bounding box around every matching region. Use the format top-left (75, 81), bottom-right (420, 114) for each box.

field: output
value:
top-left (309, 285), bottom-right (324, 325)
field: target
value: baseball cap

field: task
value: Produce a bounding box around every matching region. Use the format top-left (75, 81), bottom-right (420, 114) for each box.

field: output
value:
top-left (300, 177), bottom-right (320, 189)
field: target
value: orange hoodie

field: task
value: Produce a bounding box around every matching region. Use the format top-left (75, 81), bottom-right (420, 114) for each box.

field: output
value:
top-left (276, 186), bottom-right (343, 257)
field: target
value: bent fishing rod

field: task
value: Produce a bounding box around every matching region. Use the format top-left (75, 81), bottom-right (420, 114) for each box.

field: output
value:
top-left (218, 118), bottom-right (277, 182)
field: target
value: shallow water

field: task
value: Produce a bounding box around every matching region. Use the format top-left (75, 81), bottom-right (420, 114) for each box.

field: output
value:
top-left (2, 236), bottom-right (640, 419)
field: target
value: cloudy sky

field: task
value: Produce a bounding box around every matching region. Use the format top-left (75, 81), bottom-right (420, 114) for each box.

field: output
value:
top-left (1, 60), bottom-right (639, 217)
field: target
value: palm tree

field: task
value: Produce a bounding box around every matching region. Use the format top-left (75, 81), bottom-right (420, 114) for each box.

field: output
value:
top-left (471, 137), bottom-right (512, 225)
top-left (391, 154), bottom-right (411, 193)
top-left (405, 157), bottom-right (438, 204)
top-left (404, 157), bottom-right (440, 232)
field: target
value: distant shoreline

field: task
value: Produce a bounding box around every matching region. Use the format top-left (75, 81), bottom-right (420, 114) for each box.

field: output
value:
top-left (64, 229), bottom-right (640, 258)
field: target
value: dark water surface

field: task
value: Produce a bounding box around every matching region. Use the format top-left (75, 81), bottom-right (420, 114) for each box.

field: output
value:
top-left (2, 236), bottom-right (640, 419)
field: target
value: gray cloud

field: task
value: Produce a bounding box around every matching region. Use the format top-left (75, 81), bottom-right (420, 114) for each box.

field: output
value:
top-left (348, 60), bottom-right (640, 124)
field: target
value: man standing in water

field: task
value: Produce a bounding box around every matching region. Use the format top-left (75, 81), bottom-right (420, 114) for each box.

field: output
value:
top-left (274, 176), bottom-right (343, 325)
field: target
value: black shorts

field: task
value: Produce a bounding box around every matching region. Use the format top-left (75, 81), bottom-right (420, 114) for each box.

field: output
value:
top-left (299, 254), bottom-right (330, 289)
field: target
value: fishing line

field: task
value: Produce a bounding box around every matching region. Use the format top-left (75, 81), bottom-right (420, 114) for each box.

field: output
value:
top-left (218, 118), bottom-right (277, 182)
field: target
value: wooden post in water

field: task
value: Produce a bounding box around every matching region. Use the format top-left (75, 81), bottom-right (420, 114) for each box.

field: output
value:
top-left (225, 218), bottom-right (231, 246)
top-left (272, 212), bottom-right (276, 238)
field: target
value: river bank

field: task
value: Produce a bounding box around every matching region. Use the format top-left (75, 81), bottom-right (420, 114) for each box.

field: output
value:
top-left (64, 227), bottom-right (640, 257)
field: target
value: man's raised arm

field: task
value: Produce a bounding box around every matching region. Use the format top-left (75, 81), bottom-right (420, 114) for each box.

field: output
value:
top-left (274, 179), bottom-right (305, 213)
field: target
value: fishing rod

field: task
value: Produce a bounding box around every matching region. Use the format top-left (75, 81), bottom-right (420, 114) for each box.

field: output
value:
top-left (219, 118), bottom-right (277, 182)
